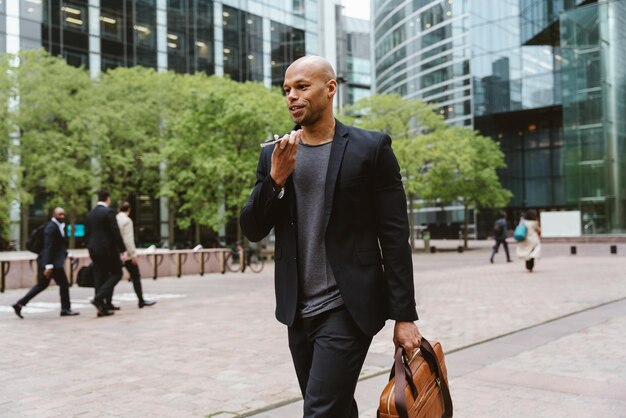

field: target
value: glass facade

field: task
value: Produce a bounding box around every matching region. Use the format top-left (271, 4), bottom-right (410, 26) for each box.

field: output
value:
top-left (270, 21), bottom-right (305, 86)
top-left (373, 0), bottom-right (473, 125)
top-left (222, 6), bottom-right (263, 81)
top-left (337, 16), bottom-right (371, 107)
top-left (520, 0), bottom-right (586, 45)
top-left (560, 1), bottom-right (626, 233)
top-left (167, 0), bottom-right (214, 75)
top-left (373, 0), bottom-right (626, 236)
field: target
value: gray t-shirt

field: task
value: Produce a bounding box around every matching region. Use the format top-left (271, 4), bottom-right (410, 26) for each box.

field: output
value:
top-left (293, 141), bottom-right (344, 318)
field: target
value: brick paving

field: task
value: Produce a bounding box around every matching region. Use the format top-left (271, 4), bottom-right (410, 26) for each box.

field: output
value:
top-left (0, 241), bottom-right (625, 417)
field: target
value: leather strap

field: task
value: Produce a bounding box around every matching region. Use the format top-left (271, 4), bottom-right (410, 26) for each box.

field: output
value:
top-left (394, 338), bottom-right (453, 418)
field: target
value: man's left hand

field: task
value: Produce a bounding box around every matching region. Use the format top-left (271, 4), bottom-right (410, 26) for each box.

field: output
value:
top-left (393, 321), bottom-right (423, 356)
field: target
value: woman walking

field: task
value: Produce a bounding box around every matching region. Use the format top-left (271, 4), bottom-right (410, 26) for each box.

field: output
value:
top-left (516, 209), bottom-right (541, 272)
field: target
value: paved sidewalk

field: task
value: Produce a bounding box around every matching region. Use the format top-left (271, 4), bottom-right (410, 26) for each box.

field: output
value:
top-left (0, 241), bottom-right (625, 417)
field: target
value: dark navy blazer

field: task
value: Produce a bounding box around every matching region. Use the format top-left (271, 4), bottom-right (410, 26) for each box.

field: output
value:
top-left (240, 120), bottom-right (418, 336)
top-left (38, 221), bottom-right (68, 269)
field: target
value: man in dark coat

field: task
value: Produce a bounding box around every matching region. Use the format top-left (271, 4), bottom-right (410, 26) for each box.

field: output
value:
top-left (85, 190), bottom-right (125, 317)
top-left (490, 212), bottom-right (512, 263)
top-left (12, 207), bottom-right (79, 318)
top-left (240, 56), bottom-right (422, 417)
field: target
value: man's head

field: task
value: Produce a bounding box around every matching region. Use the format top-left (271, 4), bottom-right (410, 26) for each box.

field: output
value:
top-left (119, 201), bottom-right (132, 215)
top-left (283, 55), bottom-right (337, 127)
top-left (52, 207), bottom-right (66, 223)
top-left (98, 189), bottom-right (111, 206)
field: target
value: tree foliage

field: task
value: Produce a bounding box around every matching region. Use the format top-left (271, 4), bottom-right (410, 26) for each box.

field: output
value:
top-left (341, 94), bottom-right (511, 249)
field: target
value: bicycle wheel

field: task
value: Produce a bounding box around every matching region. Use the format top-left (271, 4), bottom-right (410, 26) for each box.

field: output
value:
top-left (225, 250), bottom-right (241, 272)
top-left (247, 253), bottom-right (264, 273)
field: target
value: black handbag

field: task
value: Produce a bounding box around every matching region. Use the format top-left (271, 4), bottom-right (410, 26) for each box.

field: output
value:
top-left (76, 264), bottom-right (94, 288)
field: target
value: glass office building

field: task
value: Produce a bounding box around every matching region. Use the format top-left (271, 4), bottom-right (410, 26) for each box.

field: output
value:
top-left (1, 0), bottom-right (341, 248)
top-left (373, 0), bottom-right (626, 235)
top-left (336, 15), bottom-right (372, 108)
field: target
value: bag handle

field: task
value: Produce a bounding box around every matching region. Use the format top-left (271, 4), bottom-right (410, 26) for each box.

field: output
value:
top-left (393, 338), bottom-right (453, 418)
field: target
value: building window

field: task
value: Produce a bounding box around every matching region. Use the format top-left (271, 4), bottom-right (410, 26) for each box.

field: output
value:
top-left (101, 14), bottom-right (122, 41)
top-left (62, 3), bottom-right (87, 32)
top-left (134, 23), bottom-right (155, 48)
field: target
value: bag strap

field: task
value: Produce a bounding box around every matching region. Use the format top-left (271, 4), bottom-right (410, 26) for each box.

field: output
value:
top-left (420, 339), bottom-right (453, 418)
top-left (393, 346), bottom-right (417, 418)
top-left (394, 338), bottom-right (453, 418)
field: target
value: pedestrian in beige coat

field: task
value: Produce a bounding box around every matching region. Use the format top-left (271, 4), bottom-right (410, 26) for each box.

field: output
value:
top-left (117, 202), bottom-right (156, 308)
top-left (516, 209), bottom-right (541, 272)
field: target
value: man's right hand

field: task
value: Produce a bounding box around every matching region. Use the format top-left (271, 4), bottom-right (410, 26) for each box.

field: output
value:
top-left (270, 130), bottom-right (301, 188)
top-left (131, 256), bottom-right (138, 265)
top-left (43, 268), bottom-right (53, 278)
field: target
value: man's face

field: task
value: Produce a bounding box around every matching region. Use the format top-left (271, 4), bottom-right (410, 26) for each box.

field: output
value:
top-left (283, 64), bottom-right (333, 126)
top-left (54, 209), bottom-right (66, 223)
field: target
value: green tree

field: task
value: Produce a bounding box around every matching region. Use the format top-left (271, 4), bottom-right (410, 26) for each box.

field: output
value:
top-left (0, 54), bottom-right (15, 245)
top-left (162, 75), bottom-right (291, 245)
top-left (419, 126), bottom-right (512, 249)
top-left (88, 66), bottom-right (170, 202)
top-left (13, 50), bottom-right (93, 248)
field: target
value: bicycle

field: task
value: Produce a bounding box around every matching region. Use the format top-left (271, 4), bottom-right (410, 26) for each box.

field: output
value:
top-left (224, 243), bottom-right (265, 273)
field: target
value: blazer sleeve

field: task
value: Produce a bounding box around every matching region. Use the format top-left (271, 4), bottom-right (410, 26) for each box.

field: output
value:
top-left (240, 147), bottom-right (288, 242)
top-left (108, 209), bottom-right (126, 253)
top-left (373, 134), bottom-right (419, 322)
top-left (120, 218), bottom-right (137, 257)
top-left (39, 223), bottom-right (55, 268)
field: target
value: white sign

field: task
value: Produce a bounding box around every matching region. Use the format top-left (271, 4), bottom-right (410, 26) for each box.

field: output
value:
top-left (540, 211), bottom-right (581, 237)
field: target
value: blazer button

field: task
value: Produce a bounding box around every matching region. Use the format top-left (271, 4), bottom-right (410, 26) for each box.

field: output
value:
top-left (290, 222), bottom-right (294, 226)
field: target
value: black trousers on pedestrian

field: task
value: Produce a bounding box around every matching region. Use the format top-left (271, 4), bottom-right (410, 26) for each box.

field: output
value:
top-left (123, 260), bottom-right (144, 303)
top-left (288, 306), bottom-right (372, 418)
top-left (17, 267), bottom-right (70, 310)
top-left (491, 238), bottom-right (511, 261)
top-left (92, 255), bottom-right (122, 306)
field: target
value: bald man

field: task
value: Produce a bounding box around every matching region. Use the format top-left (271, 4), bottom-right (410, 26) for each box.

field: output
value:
top-left (13, 207), bottom-right (79, 318)
top-left (241, 56), bottom-right (421, 417)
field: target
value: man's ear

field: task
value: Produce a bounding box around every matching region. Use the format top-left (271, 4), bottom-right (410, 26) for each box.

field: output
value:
top-left (327, 79), bottom-right (337, 98)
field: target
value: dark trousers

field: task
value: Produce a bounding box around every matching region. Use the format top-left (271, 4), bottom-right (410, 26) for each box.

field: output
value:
top-left (491, 238), bottom-right (511, 261)
top-left (123, 260), bottom-right (144, 303)
top-left (288, 306), bottom-right (372, 418)
top-left (17, 267), bottom-right (70, 310)
top-left (92, 255), bottom-right (122, 306)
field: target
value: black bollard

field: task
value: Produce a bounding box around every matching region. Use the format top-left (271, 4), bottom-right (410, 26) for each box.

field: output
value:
top-left (457, 246), bottom-right (463, 253)
top-left (430, 246), bottom-right (437, 253)
top-left (610, 245), bottom-right (617, 254)
top-left (570, 246), bottom-right (577, 255)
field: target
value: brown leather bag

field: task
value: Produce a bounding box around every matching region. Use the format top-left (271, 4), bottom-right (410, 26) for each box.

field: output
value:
top-left (378, 338), bottom-right (453, 418)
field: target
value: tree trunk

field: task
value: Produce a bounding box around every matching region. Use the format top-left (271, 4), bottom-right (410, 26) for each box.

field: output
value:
top-left (69, 211), bottom-right (76, 249)
top-left (168, 201), bottom-right (175, 248)
top-left (463, 203), bottom-right (469, 249)
top-left (20, 204), bottom-right (29, 250)
top-left (408, 193), bottom-right (415, 253)
top-left (194, 223), bottom-right (200, 246)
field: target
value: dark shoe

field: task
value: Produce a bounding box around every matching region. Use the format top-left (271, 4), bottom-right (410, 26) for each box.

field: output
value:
top-left (105, 304), bottom-right (121, 311)
top-left (507, 259), bottom-right (512, 262)
top-left (60, 309), bottom-right (80, 317)
top-left (138, 300), bottom-right (156, 308)
top-left (91, 300), bottom-right (108, 317)
top-left (97, 310), bottom-right (114, 317)
top-left (12, 303), bottom-right (23, 319)
top-left (490, 257), bottom-right (494, 264)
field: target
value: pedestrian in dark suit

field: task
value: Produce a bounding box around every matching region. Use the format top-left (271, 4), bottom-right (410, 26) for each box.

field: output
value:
top-left (12, 207), bottom-right (79, 318)
top-left (240, 56), bottom-right (422, 417)
top-left (85, 190), bottom-right (125, 317)
top-left (490, 212), bottom-right (512, 263)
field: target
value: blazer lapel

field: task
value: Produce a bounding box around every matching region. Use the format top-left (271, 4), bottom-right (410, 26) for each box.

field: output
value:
top-left (323, 120), bottom-right (349, 232)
